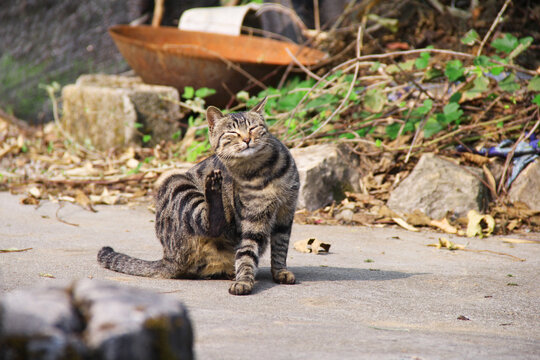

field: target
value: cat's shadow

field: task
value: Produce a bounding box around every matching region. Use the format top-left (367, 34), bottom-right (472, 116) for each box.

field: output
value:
top-left (252, 266), bottom-right (424, 295)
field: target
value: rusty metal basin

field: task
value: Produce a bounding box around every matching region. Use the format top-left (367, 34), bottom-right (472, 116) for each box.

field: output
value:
top-left (109, 25), bottom-right (326, 107)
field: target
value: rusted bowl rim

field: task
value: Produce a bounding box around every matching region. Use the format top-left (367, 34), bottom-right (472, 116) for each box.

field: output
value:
top-left (109, 25), bottom-right (327, 67)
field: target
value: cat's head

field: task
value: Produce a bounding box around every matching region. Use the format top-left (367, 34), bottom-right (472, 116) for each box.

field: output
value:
top-left (206, 97), bottom-right (270, 159)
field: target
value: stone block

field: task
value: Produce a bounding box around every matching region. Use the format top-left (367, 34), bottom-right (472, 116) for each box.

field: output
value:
top-left (73, 279), bottom-right (193, 360)
top-left (508, 159), bottom-right (540, 211)
top-left (62, 74), bottom-right (181, 150)
top-left (0, 284), bottom-right (86, 359)
top-left (0, 280), bottom-right (193, 360)
top-left (291, 144), bottom-right (361, 211)
top-left (387, 153), bottom-right (486, 219)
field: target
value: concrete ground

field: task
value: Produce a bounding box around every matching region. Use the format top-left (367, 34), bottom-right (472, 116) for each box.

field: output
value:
top-left (1, 191), bottom-right (539, 359)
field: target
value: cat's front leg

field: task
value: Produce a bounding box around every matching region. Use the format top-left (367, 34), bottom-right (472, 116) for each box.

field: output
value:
top-left (204, 170), bottom-right (226, 237)
top-left (229, 229), bottom-right (269, 296)
top-left (270, 216), bottom-right (295, 285)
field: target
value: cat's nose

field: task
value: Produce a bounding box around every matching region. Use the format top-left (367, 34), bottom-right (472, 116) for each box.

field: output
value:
top-left (242, 137), bottom-right (251, 146)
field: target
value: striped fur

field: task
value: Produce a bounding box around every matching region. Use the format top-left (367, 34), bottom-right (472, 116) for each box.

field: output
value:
top-left (97, 97), bottom-right (299, 295)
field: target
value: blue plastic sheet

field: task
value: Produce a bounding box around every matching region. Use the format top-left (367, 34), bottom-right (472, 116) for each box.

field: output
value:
top-left (456, 133), bottom-right (539, 187)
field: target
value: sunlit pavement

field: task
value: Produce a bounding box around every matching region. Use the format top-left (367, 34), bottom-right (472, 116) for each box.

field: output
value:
top-left (1, 192), bottom-right (539, 359)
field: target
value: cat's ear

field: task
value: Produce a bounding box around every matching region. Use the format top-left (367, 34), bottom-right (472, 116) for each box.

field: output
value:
top-left (251, 96), bottom-right (267, 115)
top-left (206, 106), bottom-right (224, 130)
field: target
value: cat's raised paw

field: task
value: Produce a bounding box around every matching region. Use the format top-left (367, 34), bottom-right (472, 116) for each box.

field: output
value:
top-left (273, 269), bottom-right (296, 284)
top-left (205, 170), bottom-right (222, 192)
top-left (229, 281), bottom-right (253, 295)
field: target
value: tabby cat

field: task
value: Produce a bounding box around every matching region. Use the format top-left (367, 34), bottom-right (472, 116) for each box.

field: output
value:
top-left (98, 97), bottom-right (299, 295)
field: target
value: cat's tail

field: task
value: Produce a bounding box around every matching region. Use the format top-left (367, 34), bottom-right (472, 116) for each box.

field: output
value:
top-left (97, 246), bottom-right (175, 278)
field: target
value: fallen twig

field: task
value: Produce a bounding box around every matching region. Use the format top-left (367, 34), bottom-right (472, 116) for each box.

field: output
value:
top-left (462, 248), bottom-right (525, 262)
top-left (388, 114), bottom-right (518, 152)
top-left (285, 47), bottom-right (326, 83)
top-left (56, 201), bottom-right (79, 227)
top-left (477, 0), bottom-right (512, 56)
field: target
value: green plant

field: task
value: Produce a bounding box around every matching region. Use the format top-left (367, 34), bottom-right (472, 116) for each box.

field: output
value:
top-left (142, 134), bottom-right (152, 144)
top-left (170, 29), bottom-right (537, 162)
top-left (182, 86), bottom-right (216, 100)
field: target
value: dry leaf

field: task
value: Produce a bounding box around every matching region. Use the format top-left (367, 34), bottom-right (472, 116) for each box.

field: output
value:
top-left (406, 210), bottom-right (432, 226)
top-left (294, 239), bottom-right (312, 253)
top-left (440, 238), bottom-right (466, 250)
top-left (293, 238), bottom-right (331, 254)
top-left (428, 237), bottom-right (466, 250)
top-left (495, 202), bottom-right (539, 219)
top-left (90, 188), bottom-right (121, 205)
top-left (75, 189), bottom-right (97, 212)
top-left (0, 143), bottom-right (16, 159)
top-left (16, 134), bottom-right (24, 149)
top-left (430, 218), bottom-right (458, 234)
top-left (506, 219), bottom-right (520, 231)
top-left (118, 147), bottom-right (136, 162)
top-left (64, 162), bottom-right (99, 176)
top-left (344, 192), bottom-right (383, 206)
top-left (58, 195), bottom-right (75, 202)
top-left (62, 151), bottom-right (82, 165)
top-left (352, 212), bottom-right (377, 224)
top-left (484, 216), bottom-right (495, 236)
top-left (20, 196), bottom-right (39, 205)
top-left (466, 210), bottom-right (495, 237)
top-left (461, 153), bottom-right (489, 166)
top-left (0, 247), bottom-right (33, 253)
top-left (378, 206), bottom-right (400, 219)
top-left (39, 273), bottom-right (56, 278)
top-left (392, 217), bottom-right (419, 232)
top-left (126, 158), bottom-right (140, 169)
top-left (310, 238), bottom-right (331, 254)
top-left (482, 165), bottom-right (497, 199)
top-left (28, 186), bottom-right (41, 198)
top-left (144, 171), bottom-right (158, 179)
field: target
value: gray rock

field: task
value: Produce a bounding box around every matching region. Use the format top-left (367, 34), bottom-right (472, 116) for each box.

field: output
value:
top-left (0, 284), bottom-right (87, 359)
top-left (62, 75), bottom-right (182, 150)
top-left (291, 144), bottom-right (361, 211)
top-left (0, 280), bottom-right (193, 360)
top-left (508, 159), bottom-right (540, 211)
top-left (387, 153), bottom-right (486, 219)
top-left (73, 279), bottom-right (193, 360)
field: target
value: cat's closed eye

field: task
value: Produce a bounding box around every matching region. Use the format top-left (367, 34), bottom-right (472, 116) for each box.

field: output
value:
top-left (249, 125), bottom-right (265, 136)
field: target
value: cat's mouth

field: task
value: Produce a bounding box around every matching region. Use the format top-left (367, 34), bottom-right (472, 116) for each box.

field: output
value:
top-left (235, 143), bottom-right (261, 157)
top-left (237, 147), bottom-right (258, 157)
